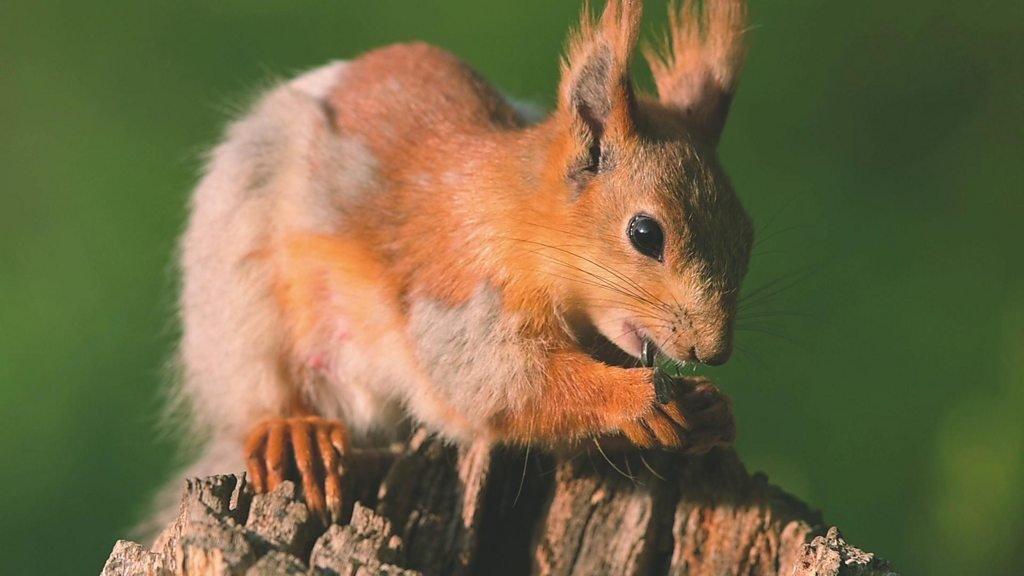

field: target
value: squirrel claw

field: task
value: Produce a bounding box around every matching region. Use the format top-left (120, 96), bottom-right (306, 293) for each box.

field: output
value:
top-left (622, 377), bottom-right (735, 454)
top-left (244, 416), bottom-right (350, 524)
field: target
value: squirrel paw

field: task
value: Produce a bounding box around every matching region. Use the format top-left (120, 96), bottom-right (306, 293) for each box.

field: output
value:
top-left (620, 377), bottom-right (735, 454)
top-left (244, 416), bottom-right (349, 524)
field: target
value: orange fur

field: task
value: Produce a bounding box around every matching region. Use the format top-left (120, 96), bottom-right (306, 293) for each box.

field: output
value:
top-left (644, 0), bottom-right (749, 143)
top-left (175, 0), bottom-right (754, 518)
top-left (263, 0), bottom-right (750, 442)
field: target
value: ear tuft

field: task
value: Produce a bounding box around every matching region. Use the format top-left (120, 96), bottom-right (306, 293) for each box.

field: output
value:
top-left (559, 1), bottom-right (643, 183)
top-left (598, 0), bottom-right (643, 64)
top-left (644, 0), bottom-right (748, 145)
top-left (561, 2), bottom-right (638, 188)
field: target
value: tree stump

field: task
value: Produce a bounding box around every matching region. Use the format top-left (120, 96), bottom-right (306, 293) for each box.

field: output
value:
top-left (102, 430), bottom-right (898, 575)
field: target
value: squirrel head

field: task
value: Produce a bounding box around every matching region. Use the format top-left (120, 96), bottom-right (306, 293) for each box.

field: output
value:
top-left (545, 0), bottom-right (752, 366)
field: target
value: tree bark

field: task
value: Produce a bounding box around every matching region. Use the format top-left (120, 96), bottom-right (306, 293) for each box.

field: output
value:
top-left (102, 430), bottom-right (898, 576)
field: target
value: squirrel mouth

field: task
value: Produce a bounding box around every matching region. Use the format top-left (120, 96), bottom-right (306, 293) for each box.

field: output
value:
top-left (581, 323), bottom-right (678, 405)
top-left (624, 323), bottom-right (669, 368)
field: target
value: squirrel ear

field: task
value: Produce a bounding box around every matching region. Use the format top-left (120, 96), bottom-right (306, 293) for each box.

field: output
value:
top-left (559, 0), bottom-right (643, 161)
top-left (644, 0), bottom-right (748, 146)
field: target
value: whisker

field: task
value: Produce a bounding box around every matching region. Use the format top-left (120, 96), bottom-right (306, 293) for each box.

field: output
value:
top-left (529, 251), bottom-right (665, 309)
top-left (537, 270), bottom-right (668, 314)
top-left (753, 188), bottom-right (807, 246)
top-left (603, 321), bottom-right (675, 348)
top-left (735, 326), bottom-right (808, 351)
top-left (737, 309), bottom-right (815, 321)
top-left (638, 454), bottom-right (667, 481)
top-left (513, 418), bottom-right (533, 507)
top-left (592, 439), bottom-right (637, 484)
top-left (540, 251), bottom-right (675, 315)
top-left (502, 237), bottom-right (677, 315)
top-left (739, 269), bottom-right (809, 303)
top-left (738, 266), bottom-right (818, 310)
top-left (732, 343), bottom-right (769, 370)
top-left (753, 223), bottom-right (815, 249)
top-left (583, 301), bottom-right (669, 320)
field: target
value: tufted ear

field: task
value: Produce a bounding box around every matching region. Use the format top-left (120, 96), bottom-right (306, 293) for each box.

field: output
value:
top-left (644, 0), bottom-right (748, 146)
top-left (558, 1), bottom-right (643, 179)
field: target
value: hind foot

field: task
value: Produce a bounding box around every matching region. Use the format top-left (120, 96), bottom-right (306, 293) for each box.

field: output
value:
top-left (244, 416), bottom-right (350, 524)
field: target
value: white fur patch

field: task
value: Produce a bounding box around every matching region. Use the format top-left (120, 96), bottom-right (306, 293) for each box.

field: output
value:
top-left (178, 60), bottom-right (389, 442)
top-left (407, 284), bottom-right (543, 426)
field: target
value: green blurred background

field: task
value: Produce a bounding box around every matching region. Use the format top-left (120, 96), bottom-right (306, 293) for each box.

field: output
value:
top-left (2, 1), bottom-right (1021, 573)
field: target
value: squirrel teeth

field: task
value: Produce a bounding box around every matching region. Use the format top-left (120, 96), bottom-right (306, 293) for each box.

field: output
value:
top-left (641, 339), bottom-right (656, 368)
top-left (643, 338), bottom-right (675, 405)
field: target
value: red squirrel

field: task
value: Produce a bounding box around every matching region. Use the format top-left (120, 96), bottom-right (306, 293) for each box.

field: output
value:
top-left (174, 0), bottom-right (753, 524)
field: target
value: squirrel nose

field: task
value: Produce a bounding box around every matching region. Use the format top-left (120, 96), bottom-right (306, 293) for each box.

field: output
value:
top-left (696, 342), bottom-right (732, 366)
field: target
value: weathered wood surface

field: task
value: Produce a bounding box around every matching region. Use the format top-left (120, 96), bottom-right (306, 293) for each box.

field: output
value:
top-left (102, 431), bottom-right (897, 575)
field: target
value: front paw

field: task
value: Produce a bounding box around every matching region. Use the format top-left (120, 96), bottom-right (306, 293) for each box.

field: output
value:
top-left (619, 377), bottom-right (735, 453)
top-left (244, 416), bottom-right (350, 524)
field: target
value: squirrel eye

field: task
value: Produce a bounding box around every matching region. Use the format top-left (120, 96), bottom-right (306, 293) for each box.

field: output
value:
top-left (627, 214), bottom-right (665, 262)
